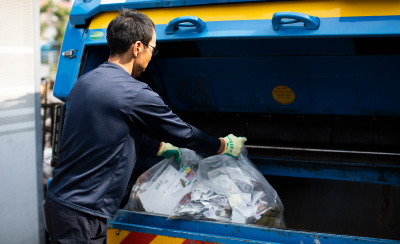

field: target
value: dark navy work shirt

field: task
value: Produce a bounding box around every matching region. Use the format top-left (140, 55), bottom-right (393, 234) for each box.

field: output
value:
top-left (47, 62), bottom-right (220, 219)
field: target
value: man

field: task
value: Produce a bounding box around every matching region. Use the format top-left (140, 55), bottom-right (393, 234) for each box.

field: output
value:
top-left (45, 9), bottom-right (246, 243)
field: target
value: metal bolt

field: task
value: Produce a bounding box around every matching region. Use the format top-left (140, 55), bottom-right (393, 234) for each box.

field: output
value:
top-left (116, 231), bottom-right (119, 235)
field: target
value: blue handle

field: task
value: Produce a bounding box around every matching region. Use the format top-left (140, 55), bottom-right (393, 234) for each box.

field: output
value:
top-left (272, 12), bottom-right (320, 31)
top-left (165, 16), bottom-right (206, 35)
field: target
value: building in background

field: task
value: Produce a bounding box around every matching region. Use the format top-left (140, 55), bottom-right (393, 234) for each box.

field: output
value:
top-left (40, 0), bottom-right (72, 81)
top-left (40, 1), bottom-right (72, 186)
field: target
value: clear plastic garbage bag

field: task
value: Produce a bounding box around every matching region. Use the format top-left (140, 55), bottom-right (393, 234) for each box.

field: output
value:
top-left (123, 149), bottom-right (202, 215)
top-left (169, 148), bottom-right (285, 228)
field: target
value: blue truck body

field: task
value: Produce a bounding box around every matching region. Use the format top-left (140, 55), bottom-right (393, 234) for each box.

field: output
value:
top-left (53, 1), bottom-right (400, 243)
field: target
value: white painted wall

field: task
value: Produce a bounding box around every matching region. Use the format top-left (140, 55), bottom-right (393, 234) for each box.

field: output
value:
top-left (0, 0), bottom-right (44, 243)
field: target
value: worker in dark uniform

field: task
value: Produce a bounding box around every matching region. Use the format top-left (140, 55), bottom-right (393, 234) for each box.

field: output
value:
top-left (44, 9), bottom-right (246, 243)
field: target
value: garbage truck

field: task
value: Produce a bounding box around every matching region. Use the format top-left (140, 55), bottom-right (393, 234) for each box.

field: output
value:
top-left (52, 0), bottom-right (400, 243)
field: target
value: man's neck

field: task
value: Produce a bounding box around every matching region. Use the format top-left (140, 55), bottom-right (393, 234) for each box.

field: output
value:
top-left (108, 54), bottom-right (134, 75)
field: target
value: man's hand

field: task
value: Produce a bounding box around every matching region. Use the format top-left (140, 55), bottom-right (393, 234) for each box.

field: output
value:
top-left (157, 142), bottom-right (182, 163)
top-left (218, 134), bottom-right (247, 158)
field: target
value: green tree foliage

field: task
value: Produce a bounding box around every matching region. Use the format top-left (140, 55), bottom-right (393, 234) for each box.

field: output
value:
top-left (40, 0), bottom-right (70, 45)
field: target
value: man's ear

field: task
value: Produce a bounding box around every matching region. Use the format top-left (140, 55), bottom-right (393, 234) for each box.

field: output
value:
top-left (132, 41), bottom-right (141, 57)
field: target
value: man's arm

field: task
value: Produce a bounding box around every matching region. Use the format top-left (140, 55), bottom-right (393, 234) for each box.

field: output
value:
top-left (130, 88), bottom-right (221, 155)
top-left (139, 133), bottom-right (160, 157)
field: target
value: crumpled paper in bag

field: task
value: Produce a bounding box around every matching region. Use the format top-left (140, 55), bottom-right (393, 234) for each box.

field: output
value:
top-left (124, 149), bottom-right (202, 215)
top-left (169, 148), bottom-right (285, 227)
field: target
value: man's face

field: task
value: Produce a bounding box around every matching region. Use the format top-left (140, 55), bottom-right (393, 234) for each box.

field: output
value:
top-left (132, 30), bottom-right (157, 78)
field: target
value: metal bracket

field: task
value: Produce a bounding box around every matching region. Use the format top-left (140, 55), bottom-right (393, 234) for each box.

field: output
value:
top-left (62, 49), bottom-right (76, 58)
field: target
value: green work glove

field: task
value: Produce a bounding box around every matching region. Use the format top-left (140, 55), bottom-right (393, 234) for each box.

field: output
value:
top-left (220, 134), bottom-right (247, 158)
top-left (156, 142), bottom-right (182, 163)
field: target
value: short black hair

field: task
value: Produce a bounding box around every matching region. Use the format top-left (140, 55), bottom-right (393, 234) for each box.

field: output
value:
top-left (107, 9), bottom-right (155, 56)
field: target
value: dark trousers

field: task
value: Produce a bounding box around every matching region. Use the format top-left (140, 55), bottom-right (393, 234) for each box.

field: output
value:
top-left (44, 197), bottom-right (107, 244)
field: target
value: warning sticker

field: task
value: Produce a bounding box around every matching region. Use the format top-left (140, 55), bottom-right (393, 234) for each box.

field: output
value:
top-left (272, 86), bottom-right (295, 105)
